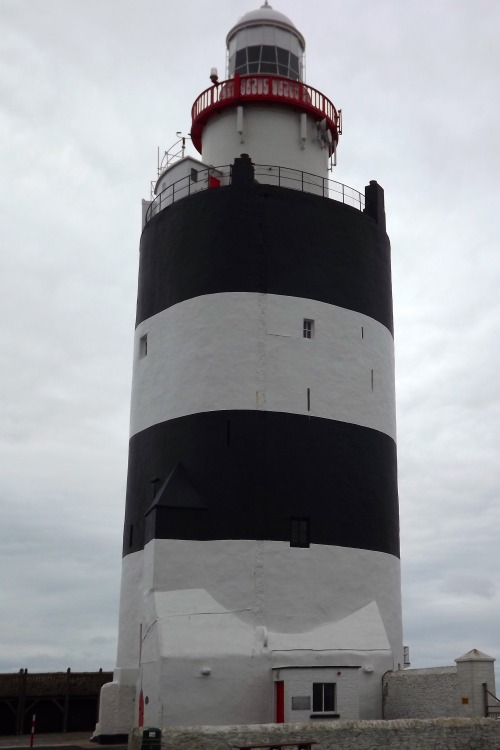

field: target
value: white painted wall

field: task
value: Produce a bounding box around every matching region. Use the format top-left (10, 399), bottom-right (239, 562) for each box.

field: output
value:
top-left (107, 538), bottom-right (402, 727)
top-left (279, 667), bottom-right (360, 722)
top-left (456, 651), bottom-right (496, 717)
top-left (131, 293), bottom-right (396, 441)
top-left (96, 550), bottom-right (145, 735)
top-left (201, 106), bottom-right (329, 179)
top-left (148, 157), bottom-right (229, 220)
top-left (145, 540), bottom-right (402, 658)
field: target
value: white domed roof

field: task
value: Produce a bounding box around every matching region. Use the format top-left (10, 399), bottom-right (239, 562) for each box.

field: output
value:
top-left (226, 3), bottom-right (305, 49)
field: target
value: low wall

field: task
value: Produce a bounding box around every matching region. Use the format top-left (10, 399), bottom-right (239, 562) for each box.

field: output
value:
top-left (383, 667), bottom-right (460, 719)
top-left (129, 718), bottom-right (500, 750)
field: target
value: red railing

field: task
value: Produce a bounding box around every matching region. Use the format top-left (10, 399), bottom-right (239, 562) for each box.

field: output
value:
top-left (191, 74), bottom-right (341, 154)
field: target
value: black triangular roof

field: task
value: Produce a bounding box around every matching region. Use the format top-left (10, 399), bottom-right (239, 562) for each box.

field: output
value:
top-left (145, 462), bottom-right (206, 516)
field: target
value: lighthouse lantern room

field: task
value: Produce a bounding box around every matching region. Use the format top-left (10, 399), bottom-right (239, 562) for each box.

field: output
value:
top-left (96, 2), bottom-right (402, 738)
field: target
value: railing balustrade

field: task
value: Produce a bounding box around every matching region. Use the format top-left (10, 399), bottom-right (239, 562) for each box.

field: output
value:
top-left (144, 164), bottom-right (364, 226)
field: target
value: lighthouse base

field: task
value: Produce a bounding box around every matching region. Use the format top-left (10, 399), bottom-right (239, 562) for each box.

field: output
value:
top-left (97, 539), bottom-right (402, 733)
top-left (94, 670), bottom-right (138, 740)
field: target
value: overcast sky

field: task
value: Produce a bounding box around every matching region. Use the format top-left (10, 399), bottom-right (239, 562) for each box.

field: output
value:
top-left (1, 0), bottom-right (499, 678)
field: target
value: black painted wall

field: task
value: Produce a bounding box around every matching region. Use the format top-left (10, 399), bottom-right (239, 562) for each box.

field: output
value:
top-left (124, 411), bottom-right (399, 558)
top-left (136, 184), bottom-right (394, 334)
top-left (125, 183), bottom-right (399, 559)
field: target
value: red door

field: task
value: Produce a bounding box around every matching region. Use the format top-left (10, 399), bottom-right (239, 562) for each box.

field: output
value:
top-left (138, 689), bottom-right (144, 727)
top-left (275, 681), bottom-right (284, 723)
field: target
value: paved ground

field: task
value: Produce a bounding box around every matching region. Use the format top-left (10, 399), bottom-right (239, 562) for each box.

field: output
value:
top-left (0, 733), bottom-right (127, 750)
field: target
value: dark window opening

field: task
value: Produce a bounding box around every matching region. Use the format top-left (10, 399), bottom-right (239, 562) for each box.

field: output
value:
top-left (303, 319), bottom-right (314, 339)
top-left (190, 168), bottom-right (198, 183)
top-left (261, 45), bottom-right (277, 62)
top-left (235, 49), bottom-right (247, 67)
top-left (230, 46), bottom-right (300, 80)
top-left (291, 517), bottom-right (310, 548)
top-left (248, 45), bottom-right (261, 62)
top-left (313, 682), bottom-right (336, 712)
top-left (277, 48), bottom-right (289, 65)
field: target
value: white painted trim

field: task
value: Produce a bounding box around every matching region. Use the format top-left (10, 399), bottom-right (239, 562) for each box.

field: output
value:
top-left (130, 293), bottom-right (396, 440)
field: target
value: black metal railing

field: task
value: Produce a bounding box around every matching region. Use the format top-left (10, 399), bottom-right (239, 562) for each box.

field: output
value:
top-left (484, 684), bottom-right (500, 718)
top-left (144, 164), bottom-right (364, 226)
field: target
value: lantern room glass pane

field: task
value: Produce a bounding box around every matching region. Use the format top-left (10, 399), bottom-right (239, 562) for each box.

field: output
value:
top-left (235, 49), bottom-right (247, 67)
top-left (277, 47), bottom-right (289, 65)
top-left (260, 62), bottom-right (277, 73)
top-left (248, 45), bottom-right (261, 62)
top-left (261, 45), bottom-right (277, 62)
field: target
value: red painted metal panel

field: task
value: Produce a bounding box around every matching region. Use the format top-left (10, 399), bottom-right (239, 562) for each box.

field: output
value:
top-left (138, 689), bottom-right (144, 727)
top-left (191, 74), bottom-right (340, 155)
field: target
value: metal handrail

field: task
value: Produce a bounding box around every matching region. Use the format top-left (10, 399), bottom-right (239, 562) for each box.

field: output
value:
top-left (144, 164), bottom-right (364, 226)
top-left (191, 74), bottom-right (341, 154)
top-left (484, 684), bottom-right (500, 718)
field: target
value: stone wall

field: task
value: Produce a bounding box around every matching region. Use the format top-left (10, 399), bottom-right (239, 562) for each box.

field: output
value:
top-left (383, 666), bottom-right (460, 719)
top-left (129, 718), bottom-right (500, 750)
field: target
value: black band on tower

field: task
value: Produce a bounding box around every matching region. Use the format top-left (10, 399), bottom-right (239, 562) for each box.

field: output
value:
top-left (136, 184), bottom-right (394, 334)
top-left (123, 410), bottom-right (399, 559)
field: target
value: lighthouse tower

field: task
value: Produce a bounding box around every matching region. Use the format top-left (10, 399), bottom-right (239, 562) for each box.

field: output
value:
top-left (97, 3), bottom-right (402, 738)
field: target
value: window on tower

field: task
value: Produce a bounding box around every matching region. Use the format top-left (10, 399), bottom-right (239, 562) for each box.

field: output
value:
top-left (139, 334), bottom-right (148, 358)
top-left (303, 319), bottom-right (314, 339)
top-left (290, 517), bottom-right (310, 548)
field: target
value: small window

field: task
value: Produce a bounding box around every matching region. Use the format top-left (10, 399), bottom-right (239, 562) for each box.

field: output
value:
top-left (139, 334), bottom-right (148, 358)
top-left (303, 319), bottom-right (314, 339)
top-left (291, 517), bottom-right (310, 548)
top-left (313, 682), bottom-right (336, 713)
top-left (190, 168), bottom-right (198, 183)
